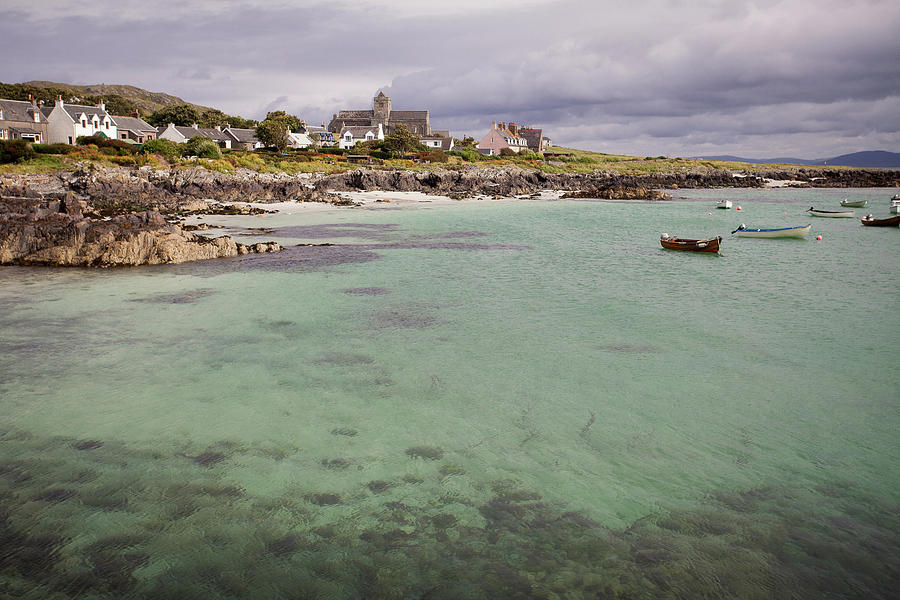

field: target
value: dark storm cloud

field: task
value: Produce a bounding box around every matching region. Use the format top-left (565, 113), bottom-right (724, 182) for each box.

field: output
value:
top-left (1, 0), bottom-right (898, 157)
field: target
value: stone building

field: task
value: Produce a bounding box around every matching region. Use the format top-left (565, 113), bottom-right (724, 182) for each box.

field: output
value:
top-left (0, 96), bottom-right (48, 142)
top-left (328, 91), bottom-right (430, 136)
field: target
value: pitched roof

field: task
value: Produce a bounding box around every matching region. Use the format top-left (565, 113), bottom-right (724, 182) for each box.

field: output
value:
top-left (172, 125), bottom-right (230, 141)
top-left (111, 115), bottom-right (155, 133)
top-left (0, 99), bottom-right (45, 123)
top-left (60, 103), bottom-right (110, 121)
top-left (224, 127), bottom-right (259, 143)
top-left (340, 125), bottom-right (381, 138)
top-left (336, 110), bottom-right (374, 119)
top-left (390, 110), bottom-right (428, 121)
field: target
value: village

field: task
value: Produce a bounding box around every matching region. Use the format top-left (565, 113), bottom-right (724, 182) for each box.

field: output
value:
top-left (0, 90), bottom-right (552, 157)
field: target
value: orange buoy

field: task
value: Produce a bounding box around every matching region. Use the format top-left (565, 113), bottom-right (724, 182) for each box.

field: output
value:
top-left (816, 235), bottom-right (822, 240)
top-left (736, 205), bottom-right (742, 210)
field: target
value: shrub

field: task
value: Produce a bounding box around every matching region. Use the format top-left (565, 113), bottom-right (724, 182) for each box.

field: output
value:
top-left (185, 137), bottom-right (222, 159)
top-left (141, 138), bottom-right (183, 161)
top-left (421, 151), bottom-right (449, 163)
top-left (32, 143), bottom-right (78, 155)
top-left (499, 147), bottom-right (517, 157)
top-left (448, 149), bottom-right (480, 162)
top-left (0, 140), bottom-right (36, 164)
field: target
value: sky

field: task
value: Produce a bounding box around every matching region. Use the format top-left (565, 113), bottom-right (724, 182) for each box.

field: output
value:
top-left (1, 0), bottom-right (899, 158)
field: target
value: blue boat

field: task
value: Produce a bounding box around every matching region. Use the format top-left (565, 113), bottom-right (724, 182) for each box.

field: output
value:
top-left (731, 224), bottom-right (812, 238)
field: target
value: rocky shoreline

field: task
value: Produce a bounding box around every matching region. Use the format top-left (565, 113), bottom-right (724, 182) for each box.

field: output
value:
top-left (2, 162), bottom-right (898, 267)
top-left (0, 192), bottom-right (281, 267)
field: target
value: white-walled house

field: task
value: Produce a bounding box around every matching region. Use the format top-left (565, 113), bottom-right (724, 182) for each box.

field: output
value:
top-left (287, 132), bottom-right (314, 149)
top-left (338, 124), bottom-right (384, 149)
top-left (420, 130), bottom-right (452, 151)
top-left (42, 96), bottom-right (117, 144)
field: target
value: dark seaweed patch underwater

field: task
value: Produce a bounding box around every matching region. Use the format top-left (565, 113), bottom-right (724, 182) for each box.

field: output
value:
top-left (1, 428), bottom-right (898, 599)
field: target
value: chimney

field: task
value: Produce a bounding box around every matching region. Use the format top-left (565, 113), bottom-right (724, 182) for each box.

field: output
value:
top-left (215, 125), bottom-right (221, 131)
top-left (55, 95), bottom-right (64, 108)
top-left (224, 122), bottom-right (230, 129)
top-left (491, 121), bottom-right (497, 130)
top-left (97, 98), bottom-right (105, 112)
top-left (192, 123), bottom-right (198, 129)
top-left (509, 122), bottom-right (518, 136)
top-left (134, 109), bottom-right (140, 118)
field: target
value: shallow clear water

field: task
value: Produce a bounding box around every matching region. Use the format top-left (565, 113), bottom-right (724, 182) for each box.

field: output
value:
top-left (2, 187), bottom-right (898, 598)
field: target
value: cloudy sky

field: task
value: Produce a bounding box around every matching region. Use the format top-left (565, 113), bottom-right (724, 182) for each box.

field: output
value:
top-left (2, 0), bottom-right (899, 158)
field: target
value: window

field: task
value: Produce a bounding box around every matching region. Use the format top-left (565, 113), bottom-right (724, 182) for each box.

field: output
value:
top-left (82, 119), bottom-right (87, 127)
top-left (105, 121), bottom-right (109, 129)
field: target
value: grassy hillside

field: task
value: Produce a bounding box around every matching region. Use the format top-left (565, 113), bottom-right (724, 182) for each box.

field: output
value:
top-left (21, 80), bottom-right (213, 114)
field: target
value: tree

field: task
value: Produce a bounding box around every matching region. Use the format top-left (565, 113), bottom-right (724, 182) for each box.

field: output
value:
top-left (146, 104), bottom-right (201, 127)
top-left (383, 124), bottom-right (425, 155)
top-left (185, 137), bottom-right (222, 159)
top-left (454, 136), bottom-right (476, 149)
top-left (198, 108), bottom-right (257, 129)
top-left (255, 119), bottom-right (290, 153)
top-left (264, 111), bottom-right (301, 132)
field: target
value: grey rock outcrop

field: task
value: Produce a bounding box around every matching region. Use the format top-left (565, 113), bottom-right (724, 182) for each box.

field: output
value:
top-left (1, 195), bottom-right (282, 267)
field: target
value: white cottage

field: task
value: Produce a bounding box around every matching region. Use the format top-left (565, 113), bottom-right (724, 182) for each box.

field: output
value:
top-left (338, 123), bottom-right (384, 149)
top-left (43, 96), bottom-right (117, 144)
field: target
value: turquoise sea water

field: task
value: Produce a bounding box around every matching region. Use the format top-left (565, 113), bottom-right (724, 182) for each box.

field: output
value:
top-left (1, 187), bottom-right (898, 598)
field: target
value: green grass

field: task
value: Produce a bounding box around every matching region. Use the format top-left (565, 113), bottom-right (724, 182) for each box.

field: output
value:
top-left (2, 146), bottom-right (854, 178)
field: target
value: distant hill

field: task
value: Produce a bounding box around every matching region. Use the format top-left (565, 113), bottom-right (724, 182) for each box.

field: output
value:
top-left (21, 80), bottom-right (213, 114)
top-left (692, 151), bottom-right (900, 168)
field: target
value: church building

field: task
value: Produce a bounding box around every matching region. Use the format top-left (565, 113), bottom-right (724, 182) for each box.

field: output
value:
top-left (328, 91), bottom-right (431, 136)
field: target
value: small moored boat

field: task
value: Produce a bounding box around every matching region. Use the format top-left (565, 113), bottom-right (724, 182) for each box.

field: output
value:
top-left (891, 196), bottom-right (900, 214)
top-left (808, 207), bottom-right (854, 218)
top-left (732, 224), bottom-right (811, 238)
top-left (840, 198), bottom-right (867, 208)
top-left (660, 233), bottom-right (722, 253)
top-left (715, 200), bottom-right (733, 209)
top-left (860, 214), bottom-right (900, 227)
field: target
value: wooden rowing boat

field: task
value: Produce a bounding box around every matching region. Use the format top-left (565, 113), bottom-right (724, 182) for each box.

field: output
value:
top-left (840, 198), bottom-right (867, 208)
top-left (732, 224), bottom-right (811, 238)
top-left (660, 234), bottom-right (722, 253)
top-left (808, 207), bottom-right (854, 218)
top-left (860, 214), bottom-right (900, 227)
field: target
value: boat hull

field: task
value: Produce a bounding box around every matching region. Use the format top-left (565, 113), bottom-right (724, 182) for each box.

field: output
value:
top-left (715, 201), bottom-right (732, 209)
top-left (735, 225), bottom-right (811, 238)
top-left (808, 209), bottom-right (854, 218)
top-left (660, 236), bottom-right (722, 253)
top-left (840, 199), bottom-right (867, 208)
top-left (861, 215), bottom-right (900, 227)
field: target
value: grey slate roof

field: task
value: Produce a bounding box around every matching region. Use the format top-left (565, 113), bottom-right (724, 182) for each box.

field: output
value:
top-left (111, 115), bottom-right (155, 133)
top-left (340, 126), bottom-right (381, 139)
top-left (173, 125), bottom-right (230, 142)
top-left (390, 110), bottom-right (428, 121)
top-left (0, 99), bottom-right (45, 123)
top-left (225, 127), bottom-right (259, 143)
top-left (60, 103), bottom-right (110, 121)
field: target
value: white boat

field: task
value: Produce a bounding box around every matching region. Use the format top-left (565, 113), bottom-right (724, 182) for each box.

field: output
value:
top-left (808, 207), bottom-right (854, 218)
top-left (840, 198), bottom-right (867, 208)
top-left (715, 200), bottom-right (732, 209)
top-left (732, 224), bottom-right (812, 238)
top-left (891, 196), bottom-right (900, 214)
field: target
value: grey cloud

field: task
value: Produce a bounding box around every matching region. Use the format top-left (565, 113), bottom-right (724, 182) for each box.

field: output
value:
top-left (1, 0), bottom-right (898, 157)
